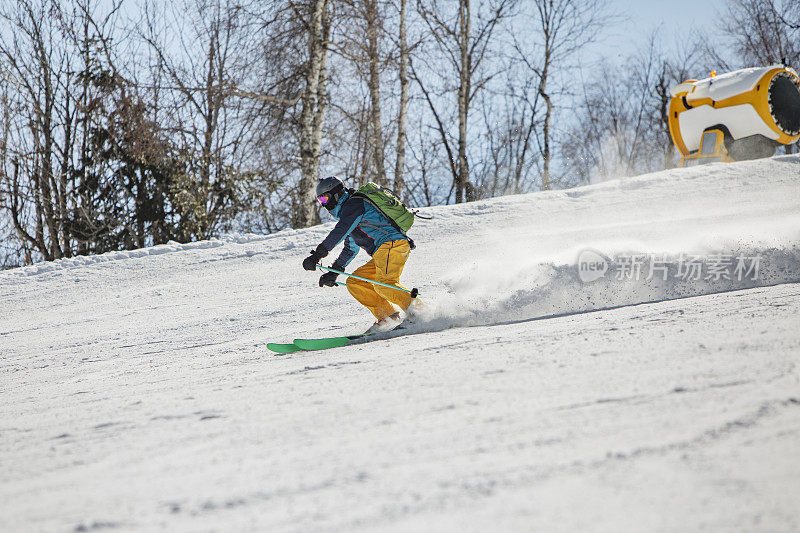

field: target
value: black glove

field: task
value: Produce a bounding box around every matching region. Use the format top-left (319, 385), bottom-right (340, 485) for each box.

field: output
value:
top-left (302, 244), bottom-right (328, 271)
top-left (319, 271), bottom-right (339, 287)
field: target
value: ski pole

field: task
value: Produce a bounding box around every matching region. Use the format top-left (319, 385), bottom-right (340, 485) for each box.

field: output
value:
top-left (317, 264), bottom-right (420, 298)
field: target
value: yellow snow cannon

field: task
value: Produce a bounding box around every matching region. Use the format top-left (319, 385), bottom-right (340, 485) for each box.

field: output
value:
top-left (669, 65), bottom-right (800, 167)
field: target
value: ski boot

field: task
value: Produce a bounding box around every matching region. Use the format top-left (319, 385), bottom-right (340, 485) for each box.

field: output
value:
top-left (363, 312), bottom-right (403, 335)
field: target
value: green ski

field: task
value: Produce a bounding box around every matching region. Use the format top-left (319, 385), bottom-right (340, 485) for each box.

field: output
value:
top-left (293, 334), bottom-right (366, 351)
top-left (267, 342), bottom-right (305, 354)
top-left (267, 334), bottom-right (364, 354)
top-left (268, 326), bottom-right (408, 354)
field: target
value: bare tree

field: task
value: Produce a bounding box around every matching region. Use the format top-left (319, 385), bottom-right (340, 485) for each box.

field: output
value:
top-left (474, 73), bottom-right (540, 197)
top-left (140, 0), bottom-right (263, 239)
top-left (514, 0), bottom-right (613, 190)
top-left (414, 0), bottom-right (515, 203)
top-left (717, 0), bottom-right (800, 67)
top-left (365, 0), bottom-right (388, 186)
top-left (331, 0), bottom-right (390, 188)
top-left (393, 0), bottom-right (410, 197)
top-left (0, 0), bottom-right (173, 262)
top-left (711, 0), bottom-right (800, 153)
top-left (405, 119), bottom-right (449, 207)
top-left (0, 71), bottom-right (34, 266)
top-left (562, 30), bottom-right (704, 183)
top-left (293, 0), bottom-right (331, 227)
top-left (0, 0), bottom-right (73, 261)
top-left (334, 0), bottom-right (415, 195)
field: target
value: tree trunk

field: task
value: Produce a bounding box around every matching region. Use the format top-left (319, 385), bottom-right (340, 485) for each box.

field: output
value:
top-left (657, 71), bottom-right (675, 168)
top-left (457, 0), bottom-right (473, 203)
top-left (78, 18), bottom-right (90, 256)
top-left (539, 54), bottom-right (552, 191)
top-left (366, 0), bottom-right (387, 186)
top-left (36, 31), bottom-right (63, 259)
top-left (394, 0), bottom-right (409, 198)
top-left (59, 72), bottom-right (73, 257)
top-left (296, 0), bottom-right (329, 228)
top-left (200, 31), bottom-right (220, 239)
top-left (9, 159), bottom-right (43, 261)
top-left (30, 148), bottom-right (49, 260)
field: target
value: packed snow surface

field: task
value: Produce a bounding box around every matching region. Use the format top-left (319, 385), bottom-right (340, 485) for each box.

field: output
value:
top-left (2, 156), bottom-right (800, 532)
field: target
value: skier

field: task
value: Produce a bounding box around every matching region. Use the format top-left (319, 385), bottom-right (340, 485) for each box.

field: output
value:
top-left (302, 176), bottom-right (422, 333)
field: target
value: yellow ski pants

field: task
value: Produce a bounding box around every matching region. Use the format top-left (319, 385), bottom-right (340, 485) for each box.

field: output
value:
top-left (346, 239), bottom-right (413, 320)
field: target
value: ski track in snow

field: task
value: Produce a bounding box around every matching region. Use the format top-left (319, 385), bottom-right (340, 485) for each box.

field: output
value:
top-left (1, 155), bottom-right (800, 532)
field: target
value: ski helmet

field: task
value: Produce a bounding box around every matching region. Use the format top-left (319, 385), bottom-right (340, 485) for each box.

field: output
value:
top-left (316, 176), bottom-right (345, 210)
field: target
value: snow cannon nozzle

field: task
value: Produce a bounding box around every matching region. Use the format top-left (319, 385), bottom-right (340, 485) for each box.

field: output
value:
top-left (410, 288), bottom-right (419, 299)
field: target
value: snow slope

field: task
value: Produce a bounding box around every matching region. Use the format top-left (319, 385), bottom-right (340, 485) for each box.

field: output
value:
top-left (2, 156), bottom-right (800, 532)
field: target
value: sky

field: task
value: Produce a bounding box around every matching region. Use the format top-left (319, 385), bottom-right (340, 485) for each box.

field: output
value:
top-left (589, 0), bottom-right (725, 64)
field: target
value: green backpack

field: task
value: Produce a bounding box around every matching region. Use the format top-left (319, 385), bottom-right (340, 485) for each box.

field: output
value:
top-left (352, 182), bottom-right (417, 248)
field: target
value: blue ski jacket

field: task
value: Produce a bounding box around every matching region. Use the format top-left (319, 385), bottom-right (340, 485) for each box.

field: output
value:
top-left (320, 190), bottom-right (407, 269)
